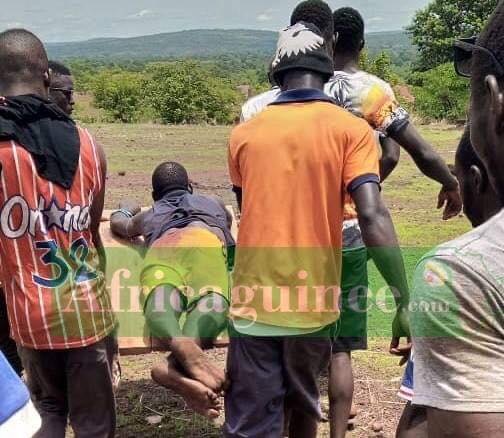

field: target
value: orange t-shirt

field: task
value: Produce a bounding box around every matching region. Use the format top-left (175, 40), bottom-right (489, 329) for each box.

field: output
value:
top-left (228, 90), bottom-right (380, 329)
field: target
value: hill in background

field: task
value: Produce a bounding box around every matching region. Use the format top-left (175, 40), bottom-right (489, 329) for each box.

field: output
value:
top-left (47, 28), bottom-right (416, 65)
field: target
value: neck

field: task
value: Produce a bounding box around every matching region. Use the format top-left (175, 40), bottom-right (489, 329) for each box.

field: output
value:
top-left (482, 195), bottom-right (503, 225)
top-left (333, 52), bottom-right (360, 73)
top-left (282, 72), bottom-right (325, 92)
top-left (0, 83), bottom-right (48, 99)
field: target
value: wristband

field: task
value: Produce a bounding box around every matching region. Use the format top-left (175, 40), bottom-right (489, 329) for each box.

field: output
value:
top-left (111, 208), bottom-right (134, 219)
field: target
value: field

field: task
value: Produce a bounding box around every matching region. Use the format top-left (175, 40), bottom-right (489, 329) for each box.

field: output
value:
top-left (88, 121), bottom-right (468, 437)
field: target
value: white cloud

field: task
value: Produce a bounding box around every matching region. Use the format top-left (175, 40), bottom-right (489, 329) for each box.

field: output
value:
top-left (256, 13), bottom-right (272, 22)
top-left (367, 17), bottom-right (384, 23)
top-left (257, 8), bottom-right (276, 22)
top-left (127, 9), bottom-right (155, 20)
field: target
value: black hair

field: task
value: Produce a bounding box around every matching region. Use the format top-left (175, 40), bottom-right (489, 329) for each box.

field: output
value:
top-left (0, 29), bottom-right (48, 89)
top-left (151, 162), bottom-right (190, 200)
top-left (49, 60), bottom-right (72, 76)
top-left (333, 7), bottom-right (365, 54)
top-left (290, 0), bottom-right (334, 44)
top-left (474, 2), bottom-right (504, 90)
top-left (456, 125), bottom-right (489, 184)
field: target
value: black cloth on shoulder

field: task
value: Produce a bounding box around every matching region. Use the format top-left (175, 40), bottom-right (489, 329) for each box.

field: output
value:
top-left (0, 94), bottom-right (80, 189)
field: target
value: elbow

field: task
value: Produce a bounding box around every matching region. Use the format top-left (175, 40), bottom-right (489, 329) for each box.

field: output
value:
top-left (358, 203), bottom-right (390, 230)
top-left (383, 145), bottom-right (400, 167)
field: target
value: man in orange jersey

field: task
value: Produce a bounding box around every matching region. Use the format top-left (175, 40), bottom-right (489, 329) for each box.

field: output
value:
top-left (0, 29), bottom-right (116, 437)
top-left (225, 23), bottom-right (410, 438)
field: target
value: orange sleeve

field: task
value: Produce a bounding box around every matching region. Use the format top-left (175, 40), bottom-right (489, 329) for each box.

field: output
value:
top-left (228, 131), bottom-right (242, 188)
top-left (343, 121), bottom-right (380, 193)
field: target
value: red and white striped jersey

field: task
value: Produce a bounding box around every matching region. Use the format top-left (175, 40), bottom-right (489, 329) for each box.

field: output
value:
top-left (0, 127), bottom-right (116, 349)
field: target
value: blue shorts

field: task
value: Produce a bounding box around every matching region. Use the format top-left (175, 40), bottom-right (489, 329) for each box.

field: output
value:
top-left (398, 355), bottom-right (414, 402)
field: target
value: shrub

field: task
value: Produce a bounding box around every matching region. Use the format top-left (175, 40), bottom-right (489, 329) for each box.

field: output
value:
top-left (412, 63), bottom-right (469, 123)
top-left (143, 61), bottom-right (239, 124)
top-left (92, 71), bottom-right (144, 123)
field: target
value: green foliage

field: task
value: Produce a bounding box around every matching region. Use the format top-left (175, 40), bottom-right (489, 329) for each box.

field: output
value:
top-left (411, 63), bottom-right (469, 122)
top-left (92, 71), bottom-right (144, 123)
top-left (359, 50), bottom-right (401, 85)
top-left (143, 61), bottom-right (239, 124)
top-left (408, 0), bottom-right (498, 71)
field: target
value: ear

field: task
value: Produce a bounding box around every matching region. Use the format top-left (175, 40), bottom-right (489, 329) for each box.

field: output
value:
top-left (332, 33), bottom-right (337, 54)
top-left (486, 75), bottom-right (504, 135)
top-left (43, 70), bottom-right (50, 88)
top-left (469, 165), bottom-right (485, 194)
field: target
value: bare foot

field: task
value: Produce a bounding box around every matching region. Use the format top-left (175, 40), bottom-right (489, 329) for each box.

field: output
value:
top-left (171, 339), bottom-right (226, 393)
top-left (151, 358), bottom-right (221, 419)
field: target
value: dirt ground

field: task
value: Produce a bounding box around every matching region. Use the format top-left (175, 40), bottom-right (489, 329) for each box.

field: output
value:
top-left (116, 344), bottom-right (406, 438)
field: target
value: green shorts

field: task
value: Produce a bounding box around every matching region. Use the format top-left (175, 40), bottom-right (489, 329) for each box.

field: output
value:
top-left (333, 245), bottom-right (369, 353)
top-left (140, 227), bottom-right (230, 310)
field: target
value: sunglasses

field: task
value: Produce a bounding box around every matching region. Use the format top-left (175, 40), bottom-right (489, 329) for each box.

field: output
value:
top-left (50, 87), bottom-right (74, 99)
top-left (454, 36), bottom-right (504, 78)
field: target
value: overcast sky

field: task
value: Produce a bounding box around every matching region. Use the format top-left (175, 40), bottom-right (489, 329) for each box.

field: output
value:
top-left (0, 0), bottom-right (430, 43)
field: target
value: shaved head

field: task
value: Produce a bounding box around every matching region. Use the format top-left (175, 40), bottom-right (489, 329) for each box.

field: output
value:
top-left (0, 29), bottom-right (49, 96)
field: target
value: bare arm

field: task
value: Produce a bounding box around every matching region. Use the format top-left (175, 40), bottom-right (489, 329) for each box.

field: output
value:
top-left (379, 136), bottom-right (401, 182)
top-left (351, 182), bottom-right (411, 360)
top-left (110, 201), bottom-right (149, 239)
top-left (391, 123), bottom-right (462, 219)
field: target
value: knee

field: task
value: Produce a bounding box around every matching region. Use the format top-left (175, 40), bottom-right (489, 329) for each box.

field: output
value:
top-left (329, 381), bottom-right (354, 402)
top-left (329, 355), bottom-right (354, 402)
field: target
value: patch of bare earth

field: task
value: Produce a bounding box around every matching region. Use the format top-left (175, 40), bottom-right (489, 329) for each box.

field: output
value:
top-left (116, 344), bottom-right (405, 437)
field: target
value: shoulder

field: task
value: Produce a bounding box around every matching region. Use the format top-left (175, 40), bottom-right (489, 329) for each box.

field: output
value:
top-left (417, 211), bottom-right (504, 287)
top-left (355, 71), bottom-right (394, 93)
top-left (327, 71), bottom-right (393, 95)
top-left (241, 88), bottom-right (281, 122)
top-left (322, 102), bottom-right (373, 132)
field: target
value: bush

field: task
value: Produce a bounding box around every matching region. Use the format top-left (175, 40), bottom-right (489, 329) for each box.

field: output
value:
top-left (412, 63), bottom-right (469, 123)
top-left (359, 50), bottom-right (401, 86)
top-left (143, 61), bottom-right (239, 124)
top-left (92, 71), bottom-right (144, 123)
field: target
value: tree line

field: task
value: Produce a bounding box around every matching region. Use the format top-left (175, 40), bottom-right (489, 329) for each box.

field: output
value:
top-left (69, 0), bottom-right (497, 125)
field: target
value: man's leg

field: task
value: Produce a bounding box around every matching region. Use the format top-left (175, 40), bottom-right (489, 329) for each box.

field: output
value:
top-left (178, 293), bottom-right (229, 392)
top-left (396, 403), bottom-right (428, 438)
top-left (224, 330), bottom-right (285, 438)
top-left (18, 347), bottom-right (68, 438)
top-left (151, 354), bottom-right (221, 419)
top-left (145, 285), bottom-right (222, 417)
top-left (0, 289), bottom-right (22, 375)
top-left (183, 292), bottom-right (229, 348)
top-left (329, 244), bottom-right (369, 438)
top-left (284, 330), bottom-right (333, 438)
top-left (66, 337), bottom-right (116, 438)
top-left (329, 352), bottom-right (354, 438)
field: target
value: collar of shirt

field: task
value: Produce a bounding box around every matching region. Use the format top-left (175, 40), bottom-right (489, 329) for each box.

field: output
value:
top-left (269, 88), bottom-right (335, 106)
